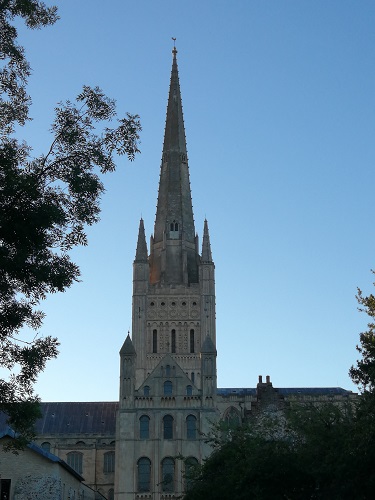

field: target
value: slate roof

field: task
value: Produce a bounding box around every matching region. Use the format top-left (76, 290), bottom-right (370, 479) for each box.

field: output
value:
top-left (217, 388), bottom-right (257, 396)
top-left (1, 387), bottom-right (355, 437)
top-left (276, 387), bottom-right (355, 396)
top-left (217, 387), bottom-right (355, 397)
top-left (35, 402), bottom-right (118, 435)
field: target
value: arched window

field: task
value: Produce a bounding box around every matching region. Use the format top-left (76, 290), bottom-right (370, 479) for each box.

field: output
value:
top-left (186, 415), bottom-right (197, 440)
top-left (190, 329), bottom-right (195, 353)
top-left (225, 407), bottom-right (241, 428)
top-left (163, 415), bottom-right (173, 439)
top-left (140, 415), bottom-right (150, 439)
top-left (143, 385), bottom-right (150, 396)
top-left (152, 329), bottom-right (157, 353)
top-left (161, 457), bottom-right (175, 492)
top-left (108, 489), bottom-right (114, 500)
top-left (165, 364), bottom-right (171, 377)
top-left (170, 221), bottom-right (179, 233)
top-left (163, 380), bottom-right (172, 396)
top-left (171, 329), bottom-right (176, 353)
top-left (185, 457), bottom-right (199, 491)
top-left (186, 385), bottom-right (192, 396)
top-left (191, 372), bottom-right (195, 384)
top-left (138, 457), bottom-right (151, 492)
top-left (67, 451), bottom-right (83, 474)
top-left (103, 451), bottom-right (115, 473)
top-left (41, 442), bottom-right (51, 452)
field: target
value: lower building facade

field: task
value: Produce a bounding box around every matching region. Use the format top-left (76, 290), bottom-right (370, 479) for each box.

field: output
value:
top-left (31, 379), bottom-right (356, 499)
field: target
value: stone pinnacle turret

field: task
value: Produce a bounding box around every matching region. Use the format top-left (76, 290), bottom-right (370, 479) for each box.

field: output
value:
top-left (201, 219), bottom-right (213, 263)
top-left (135, 218), bottom-right (148, 262)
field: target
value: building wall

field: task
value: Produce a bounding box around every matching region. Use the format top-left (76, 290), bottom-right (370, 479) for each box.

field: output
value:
top-left (115, 395), bottom-right (216, 498)
top-left (33, 435), bottom-right (115, 499)
top-left (29, 382), bottom-right (357, 500)
top-left (0, 436), bottom-right (96, 500)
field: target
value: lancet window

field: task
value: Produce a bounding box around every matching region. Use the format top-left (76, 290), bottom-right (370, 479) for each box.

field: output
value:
top-left (143, 385), bottom-right (150, 396)
top-left (163, 415), bottom-right (173, 439)
top-left (163, 380), bottom-right (172, 396)
top-left (67, 451), bottom-right (83, 474)
top-left (186, 415), bottom-right (197, 440)
top-left (171, 329), bottom-right (176, 353)
top-left (190, 329), bottom-right (195, 353)
top-left (138, 457), bottom-right (151, 492)
top-left (140, 415), bottom-right (150, 439)
top-left (161, 457), bottom-right (175, 492)
top-left (103, 451), bottom-right (115, 473)
top-left (152, 329), bottom-right (157, 353)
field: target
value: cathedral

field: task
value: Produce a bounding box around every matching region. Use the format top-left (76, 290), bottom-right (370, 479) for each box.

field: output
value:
top-left (14, 48), bottom-right (355, 500)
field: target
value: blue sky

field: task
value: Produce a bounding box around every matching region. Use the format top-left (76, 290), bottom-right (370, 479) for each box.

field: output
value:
top-left (10, 1), bottom-right (375, 400)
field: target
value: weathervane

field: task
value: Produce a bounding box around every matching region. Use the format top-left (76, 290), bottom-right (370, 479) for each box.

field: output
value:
top-left (172, 37), bottom-right (177, 56)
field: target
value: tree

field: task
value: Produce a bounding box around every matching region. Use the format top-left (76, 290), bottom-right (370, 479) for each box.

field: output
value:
top-left (350, 281), bottom-right (375, 393)
top-left (183, 403), bottom-right (361, 500)
top-left (184, 273), bottom-right (375, 499)
top-left (183, 415), bottom-right (308, 500)
top-left (0, 1), bottom-right (141, 441)
top-left (0, 0), bottom-right (58, 135)
top-left (287, 401), bottom-right (359, 499)
top-left (347, 276), bottom-right (375, 495)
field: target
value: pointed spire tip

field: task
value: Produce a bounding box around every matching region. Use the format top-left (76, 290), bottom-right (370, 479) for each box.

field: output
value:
top-left (135, 217), bottom-right (148, 261)
top-left (172, 37), bottom-right (177, 57)
top-left (202, 219), bottom-right (213, 262)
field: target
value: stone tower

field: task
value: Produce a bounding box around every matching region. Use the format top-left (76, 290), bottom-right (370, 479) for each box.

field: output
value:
top-left (115, 48), bottom-right (217, 499)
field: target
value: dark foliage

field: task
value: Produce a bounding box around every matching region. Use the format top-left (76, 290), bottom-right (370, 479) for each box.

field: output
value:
top-left (184, 274), bottom-right (375, 499)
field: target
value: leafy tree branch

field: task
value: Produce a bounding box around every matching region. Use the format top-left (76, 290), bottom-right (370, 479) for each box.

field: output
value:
top-left (0, 1), bottom-right (141, 442)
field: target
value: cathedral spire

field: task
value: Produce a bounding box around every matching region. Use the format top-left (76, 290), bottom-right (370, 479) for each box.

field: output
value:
top-left (162, 45), bottom-right (187, 155)
top-left (135, 218), bottom-right (148, 262)
top-left (150, 48), bottom-right (198, 285)
top-left (201, 219), bottom-right (213, 263)
top-left (153, 47), bottom-right (195, 245)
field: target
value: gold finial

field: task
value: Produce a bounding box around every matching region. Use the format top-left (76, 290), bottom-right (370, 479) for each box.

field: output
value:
top-left (172, 37), bottom-right (177, 56)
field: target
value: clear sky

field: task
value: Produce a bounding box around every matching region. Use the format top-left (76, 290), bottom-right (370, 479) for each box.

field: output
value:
top-left (10, 0), bottom-right (375, 401)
